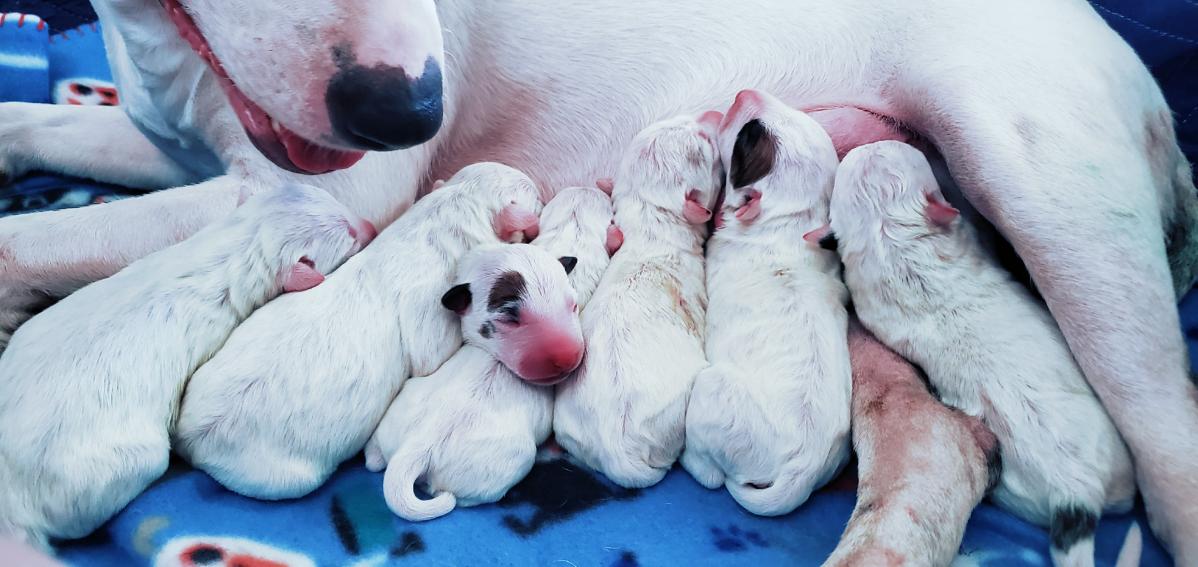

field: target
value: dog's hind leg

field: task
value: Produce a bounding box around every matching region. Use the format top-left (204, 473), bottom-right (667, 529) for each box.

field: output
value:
top-left (0, 174), bottom-right (254, 347)
top-left (899, 21), bottom-right (1198, 559)
top-left (0, 103), bottom-right (198, 189)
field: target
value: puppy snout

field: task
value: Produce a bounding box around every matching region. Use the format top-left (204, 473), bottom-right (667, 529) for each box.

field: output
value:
top-left (326, 57), bottom-right (444, 151)
top-left (518, 335), bottom-right (584, 385)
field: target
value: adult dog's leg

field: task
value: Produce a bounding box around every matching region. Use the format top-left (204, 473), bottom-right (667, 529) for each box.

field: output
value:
top-left (0, 175), bottom-right (254, 346)
top-left (0, 103), bottom-right (197, 189)
top-left (902, 26), bottom-right (1198, 558)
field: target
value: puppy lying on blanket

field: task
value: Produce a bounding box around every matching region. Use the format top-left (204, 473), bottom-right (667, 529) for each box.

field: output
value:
top-left (173, 163), bottom-right (542, 500)
top-left (829, 141), bottom-right (1137, 567)
top-left (681, 90), bottom-right (851, 516)
top-left (367, 239), bottom-right (591, 520)
top-left (554, 112), bottom-right (723, 488)
top-left (0, 184), bottom-right (370, 548)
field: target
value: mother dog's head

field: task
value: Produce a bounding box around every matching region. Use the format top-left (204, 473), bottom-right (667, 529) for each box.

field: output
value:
top-left (156, 0), bottom-right (444, 174)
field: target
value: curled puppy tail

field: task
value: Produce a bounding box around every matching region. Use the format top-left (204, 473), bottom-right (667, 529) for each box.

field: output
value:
top-left (382, 452), bottom-right (456, 522)
top-left (725, 463), bottom-right (819, 517)
top-left (1048, 504), bottom-right (1098, 567)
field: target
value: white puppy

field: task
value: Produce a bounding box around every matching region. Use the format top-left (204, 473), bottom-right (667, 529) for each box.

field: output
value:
top-left (681, 91), bottom-right (851, 516)
top-left (554, 112), bottom-right (723, 488)
top-left (366, 242), bottom-right (590, 521)
top-left (531, 186), bottom-right (622, 307)
top-left (173, 163), bottom-right (543, 500)
top-left (0, 184), bottom-right (371, 548)
top-left (829, 141), bottom-right (1137, 567)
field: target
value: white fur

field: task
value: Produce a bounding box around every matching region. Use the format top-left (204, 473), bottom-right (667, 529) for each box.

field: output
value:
top-left (830, 141), bottom-right (1137, 567)
top-left (532, 187), bottom-right (617, 308)
top-left (681, 93), bottom-right (851, 516)
top-left (0, 184), bottom-right (364, 547)
top-left (173, 163), bottom-right (542, 500)
top-left (554, 115), bottom-right (721, 488)
top-left (366, 242), bottom-right (593, 521)
top-left (0, 0), bottom-right (1196, 556)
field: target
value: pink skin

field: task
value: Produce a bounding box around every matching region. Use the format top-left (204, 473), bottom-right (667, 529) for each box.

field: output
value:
top-left (803, 224), bottom-right (832, 246)
top-left (606, 224), bottom-right (624, 256)
top-left (721, 89), bottom-right (909, 160)
top-left (495, 206), bottom-right (541, 243)
top-left (160, 0), bottom-right (365, 175)
top-left (596, 178), bottom-right (615, 195)
top-left (925, 195), bottom-right (961, 228)
top-left (283, 258), bottom-right (324, 292)
top-left (498, 312), bottom-right (585, 385)
top-left (684, 189), bottom-right (713, 225)
top-left (734, 189), bottom-right (762, 223)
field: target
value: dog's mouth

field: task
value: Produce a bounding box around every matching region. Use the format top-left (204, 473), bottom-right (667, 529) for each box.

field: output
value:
top-left (161, 0), bottom-right (364, 175)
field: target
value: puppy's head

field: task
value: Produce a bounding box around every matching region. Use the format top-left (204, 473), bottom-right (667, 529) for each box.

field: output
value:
top-left (240, 184), bottom-right (376, 293)
top-left (829, 141), bottom-right (960, 247)
top-left (534, 186), bottom-right (620, 307)
top-left (716, 90), bottom-right (839, 231)
top-left (615, 112), bottom-right (725, 226)
top-left (440, 162), bottom-right (545, 243)
top-left (441, 244), bottom-right (584, 385)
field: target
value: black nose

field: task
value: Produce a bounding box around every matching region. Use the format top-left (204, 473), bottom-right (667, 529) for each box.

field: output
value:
top-left (326, 57), bottom-right (444, 151)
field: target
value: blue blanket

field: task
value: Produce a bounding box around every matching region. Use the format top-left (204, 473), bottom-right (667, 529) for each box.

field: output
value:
top-left (1, 2), bottom-right (1194, 566)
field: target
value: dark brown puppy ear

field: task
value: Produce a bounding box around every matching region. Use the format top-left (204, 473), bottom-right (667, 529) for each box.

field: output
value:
top-left (730, 119), bottom-right (777, 188)
top-left (559, 256), bottom-right (578, 275)
top-left (441, 283), bottom-right (472, 314)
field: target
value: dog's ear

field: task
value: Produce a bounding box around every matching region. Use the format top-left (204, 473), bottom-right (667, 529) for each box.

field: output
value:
top-left (441, 283), bottom-right (472, 314)
top-left (684, 189), bottom-right (712, 224)
top-left (803, 224), bottom-right (838, 251)
top-left (596, 178), bottom-right (615, 195)
top-left (925, 193), bottom-right (960, 228)
top-left (282, 257), bottom-right (324, 292)
top-left (730, 119), bottom-right (777, 188)
top-left (606, 223), bottom-right (624, 256)
top-left (558, 256), bottom-right (578, 275)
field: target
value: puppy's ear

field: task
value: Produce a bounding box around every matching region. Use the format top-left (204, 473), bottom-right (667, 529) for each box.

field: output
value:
top-left (596, 178), bottom-right (615, 195)
top-left (441, 283), bottom-right (472, 314)
top-left (282, 257), bottom-right (324, 292)
top-left (925, 193), bottom-right (960, 228)
top-left (684, 189), bottom-right (713, 225)
top-left (730, 119), bottom-right (777, 188)
top-left (803, 224), bottom-right (838, 251)
top-left (559, 256), bottom-right (578, 275)
top-left (606, 223), bottom-right (624, 256)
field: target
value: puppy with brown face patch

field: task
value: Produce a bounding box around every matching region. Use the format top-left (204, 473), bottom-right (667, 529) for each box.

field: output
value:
top-left (173, 163), bottom-right (543, 502)
top-left (0, 184), bottom-right (369, 548)
top-left (829, 141), bottom-right (1137, 567)
top-left (364, 244), bottom-right (583, 521)
top-left (553, 112), bottom-right (723, 488)
top-left (681, 90), bottom-right (852, 516)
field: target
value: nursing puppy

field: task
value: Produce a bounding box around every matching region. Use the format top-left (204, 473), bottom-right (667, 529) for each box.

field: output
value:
top-left (829, 141), bottom-right (1137, 567)
top-left (554, 112), bottom-right (723, 488)
top-left (681, 92), bottom-right (851, 516)
top-left (532, 186), bottom-right (623, 306)
top-left (0, 184), bottom-right (370, 548)
top-left (173, 163), bottom-right (543, 500)
top-left (365, 242), bottom-right (590, 521)
top-left (824, 320), bottom-right (1000, 567)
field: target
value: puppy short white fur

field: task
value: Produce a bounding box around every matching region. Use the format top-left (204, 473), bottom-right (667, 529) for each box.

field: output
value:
top-left (366, 239), bottom-right (595, 521)
top-left (0, 184), bottom-right (369, 547)
top-left (554, 113), bottom-right (723, 488)
top-left (173, 163), bottom-right (543, 500)
top-left (830, 141), bottom-right (1137, 567)
top-left (681, 91), bottom-right (851, 516)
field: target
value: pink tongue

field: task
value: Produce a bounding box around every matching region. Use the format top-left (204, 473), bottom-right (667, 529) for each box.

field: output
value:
top-left (279, 127), bottom-right (365, 173)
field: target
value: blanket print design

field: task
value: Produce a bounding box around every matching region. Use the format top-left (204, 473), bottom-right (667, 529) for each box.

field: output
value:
top-left (0, 2), bottom-right (1192, 565)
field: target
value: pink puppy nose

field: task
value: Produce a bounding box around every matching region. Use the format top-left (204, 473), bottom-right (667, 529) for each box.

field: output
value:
top-left (518, 336), bottom-right (584, 385)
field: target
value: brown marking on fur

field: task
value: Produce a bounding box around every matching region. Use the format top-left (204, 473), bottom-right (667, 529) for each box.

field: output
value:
top-left (730, 119), bottom-right (777, 188)
top-left (668, 282), bottom-right (701, 338)
top-left (487, 271), bottom-right (526, 312)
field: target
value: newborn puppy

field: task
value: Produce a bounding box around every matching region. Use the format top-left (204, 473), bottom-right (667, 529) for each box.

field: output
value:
top-left (681, 90), bottom-right (852, 516)
top-left (824, 319), bottom-right (999, 567)
top-left (0, 185), bottom-right (370, 548)
top-left (365, 243), bottom-right (588, 521)
top-left (554, 111), bottom-right (724, 488)
top-left (829, 141), bottom-right (1136, 567)
top-left (174, 163), bottom-right (543, 501)
top-left (532, 186), bottom-right (623, 306)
